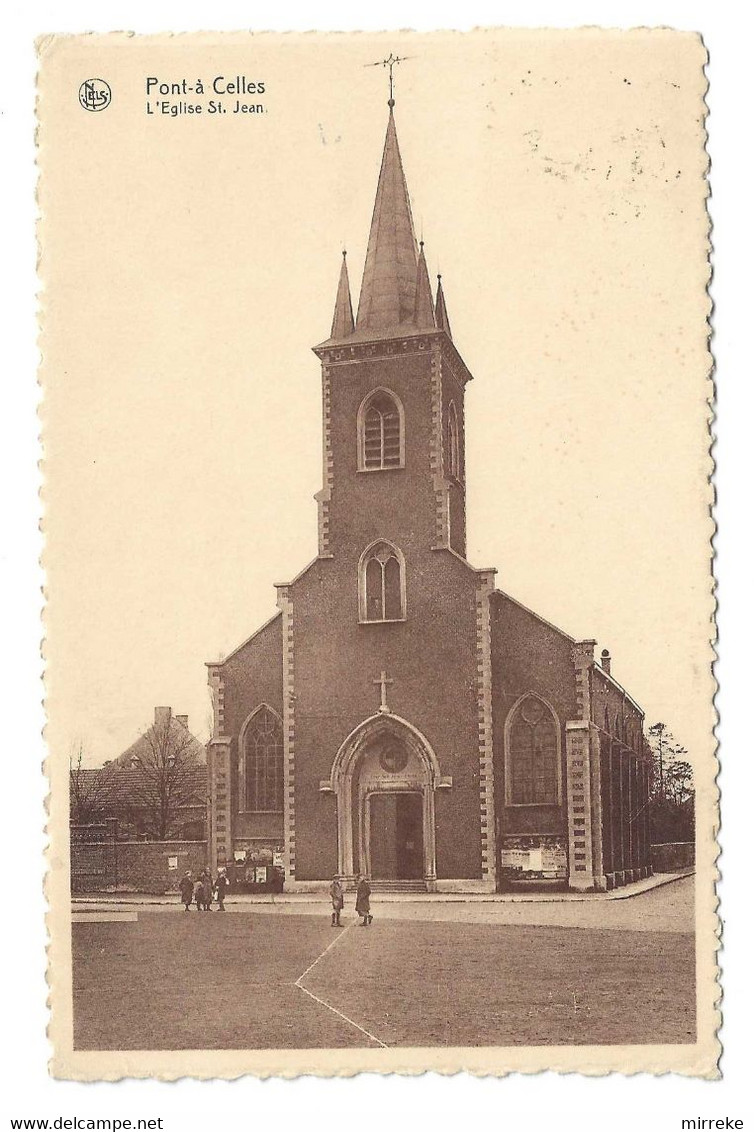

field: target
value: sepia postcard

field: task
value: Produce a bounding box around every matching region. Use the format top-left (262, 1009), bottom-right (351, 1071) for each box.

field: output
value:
top-left (39, 28), bottom-right (717, 1079)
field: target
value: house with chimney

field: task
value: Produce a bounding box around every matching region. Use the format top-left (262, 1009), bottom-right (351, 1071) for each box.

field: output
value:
top-left (71, 707), bottom-right (208, 842)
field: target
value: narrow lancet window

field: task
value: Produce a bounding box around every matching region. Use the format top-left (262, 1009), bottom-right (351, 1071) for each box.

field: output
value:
top-left (360, 541), bottom-right (406, 622)
top-left (242, 706), bottom-right (284, 812)
top-left (447, 401), bottom-right (460, 479)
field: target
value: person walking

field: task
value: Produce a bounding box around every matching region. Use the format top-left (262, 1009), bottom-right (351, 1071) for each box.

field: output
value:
top-left (355, 874), bottom-right (372, 927)
top-left (193, 875), bottom-right (204, 912)
top-left (179, 871), bottom-right (194, 911)
top-left (214, 867), bottom-right (229, 912)
top-left (328, 874), bottom-right (344, 927)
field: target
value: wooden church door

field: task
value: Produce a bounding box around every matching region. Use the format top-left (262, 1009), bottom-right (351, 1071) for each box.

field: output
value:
top-left (369, 792), bottom-right (423, 880)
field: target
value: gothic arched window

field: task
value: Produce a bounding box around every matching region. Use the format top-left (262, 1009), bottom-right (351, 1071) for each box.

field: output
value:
top-left (359, 541), bottom-right (406, 622)
top-left (447, 401), bottom-right (460, 480)
top-left (505, 694), bottom-right (560, 805)
top-left (240, 705), bottom-right (283, 813)
top-left (358, 388), bottom-right (404, 470)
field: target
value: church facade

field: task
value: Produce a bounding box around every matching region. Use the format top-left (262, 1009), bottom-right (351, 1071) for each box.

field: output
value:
top-left (206, 102), bottom-right (652, 893)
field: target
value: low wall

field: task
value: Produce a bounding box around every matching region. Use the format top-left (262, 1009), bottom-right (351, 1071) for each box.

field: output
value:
top-left (651, 841), bottom-right (694, 872)
top-left (73, 840), bottom-right (208, 894)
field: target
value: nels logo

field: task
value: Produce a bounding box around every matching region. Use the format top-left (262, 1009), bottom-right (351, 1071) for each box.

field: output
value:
top-left (79, 78), bottom-right (112, 112)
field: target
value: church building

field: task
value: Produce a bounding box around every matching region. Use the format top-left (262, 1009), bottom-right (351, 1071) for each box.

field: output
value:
top-left (206, 95), bottom-right (652, 893)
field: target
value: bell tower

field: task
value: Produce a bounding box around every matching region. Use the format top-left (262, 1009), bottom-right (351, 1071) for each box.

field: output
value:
top-left (313, 101), bottom-right (473, 567)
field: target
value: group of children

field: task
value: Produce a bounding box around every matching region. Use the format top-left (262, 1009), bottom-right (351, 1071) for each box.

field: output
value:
top-left (329, 874), bottom-right (373, 927)
top-left (179, 867), bottom-right (229, 912)
top-left (179, 868), bottom-right (371, 923)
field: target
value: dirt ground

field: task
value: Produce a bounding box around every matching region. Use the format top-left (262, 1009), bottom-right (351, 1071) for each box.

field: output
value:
top-left (71, 878), bottom-right (695, 1050)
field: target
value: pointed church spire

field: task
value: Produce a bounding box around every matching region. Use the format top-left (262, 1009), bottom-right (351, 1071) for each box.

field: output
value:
top-left (414, 241), bottom-right (436, 328)
top-left (356, 108), bottom-right (419, 333)
top-left (435, 274), bottom-right (452, 340)
top-left (330, 250), bottom-right (355, 338)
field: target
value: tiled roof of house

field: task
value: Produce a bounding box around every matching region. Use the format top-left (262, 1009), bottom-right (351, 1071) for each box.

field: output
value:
top-left (75, 763), bottom-right (208, 810)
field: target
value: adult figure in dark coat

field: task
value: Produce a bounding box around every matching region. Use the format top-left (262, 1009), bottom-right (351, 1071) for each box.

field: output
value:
top-left (198, 869), bottom-right (213, 911)
top-left (179, 871), bottom-right (194, 911)
top-left (355, 875), bottom-right (372, 926)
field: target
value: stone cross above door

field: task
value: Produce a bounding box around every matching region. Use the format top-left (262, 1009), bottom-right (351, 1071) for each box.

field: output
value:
top-left (372, 670), bottom-right (394, 713)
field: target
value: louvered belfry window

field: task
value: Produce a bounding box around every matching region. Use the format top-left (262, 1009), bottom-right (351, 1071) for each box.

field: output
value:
top-left (244, 706), bottom-right (283, 812)
top-left (509, 696), bottom-right (559, 805)
top-left (362, 391), bottom-right (402, 469)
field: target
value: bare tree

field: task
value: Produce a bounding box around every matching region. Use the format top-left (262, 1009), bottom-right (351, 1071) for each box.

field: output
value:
top-left (648, 721), bottom-right (668, 800)
top-left (69, 743), bottom-right (116, 825)
top-left (646, 722), bottom-right (695, 842)
top-left (126, 713), bottom-right (204, 840)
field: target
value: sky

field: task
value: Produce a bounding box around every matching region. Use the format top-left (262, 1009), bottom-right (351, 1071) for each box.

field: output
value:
top-left (39, 29), bottom-right (712, 768)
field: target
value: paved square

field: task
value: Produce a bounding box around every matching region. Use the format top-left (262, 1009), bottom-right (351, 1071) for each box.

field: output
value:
top-left (72, 878), bottom-right (695, 1050)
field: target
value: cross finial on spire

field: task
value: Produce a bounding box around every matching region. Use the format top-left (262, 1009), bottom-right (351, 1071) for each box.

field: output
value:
top-left (365, 53), bottom-right (412, 108)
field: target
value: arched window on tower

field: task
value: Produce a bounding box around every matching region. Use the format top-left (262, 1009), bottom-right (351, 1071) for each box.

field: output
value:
top-left (240, 705), bottom-right (283, 812)
top-left (359, 541), bottom-right (406, 622)
top-left (446, 401), bottom-right (460, 480)
top-left (505, 694), bottom-right (561, 805)
top-left (358, 388), bottom-right (404, 470)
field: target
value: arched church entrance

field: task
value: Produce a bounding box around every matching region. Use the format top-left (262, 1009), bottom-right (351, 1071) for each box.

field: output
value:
top-left (329, 714), bottom-right (439, 889)
top-left (368, 791), bottom-right (423, 880)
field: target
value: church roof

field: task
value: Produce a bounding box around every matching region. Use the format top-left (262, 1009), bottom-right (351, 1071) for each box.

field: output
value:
top-left (330, 250), bottom-right (355, 338)
top-left (435, 274), bottom-right (452, 339)
top-left (356, 107), bottom-right (419, 334)
top-left (413, 242), bottom-right (436, 329)
top-left (318, 106), bottom-right (455, 349)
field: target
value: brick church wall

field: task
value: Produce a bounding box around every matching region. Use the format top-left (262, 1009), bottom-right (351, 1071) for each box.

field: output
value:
top-left (288, 546), bottom-right (484, 881)
top-left (221, 613), bottom-right (284, 844)
top-left (489, 592), bottom-right (577, 843)
top-left (592, 665), bottom-right (651, 883)
top-left (326, 349), bottom-right (438, 554)
top-left (440, 355), bottom-right (467, 558)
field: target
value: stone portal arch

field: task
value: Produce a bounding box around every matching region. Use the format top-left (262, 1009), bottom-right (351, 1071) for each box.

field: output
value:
top-left (329, 713), bottom-right (440, 888)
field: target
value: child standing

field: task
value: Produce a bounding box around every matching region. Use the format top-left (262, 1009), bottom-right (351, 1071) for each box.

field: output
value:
top-left (328, 875), bottom-right (344, 927)
top-left (214, 867), bottom-right (229, 911)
